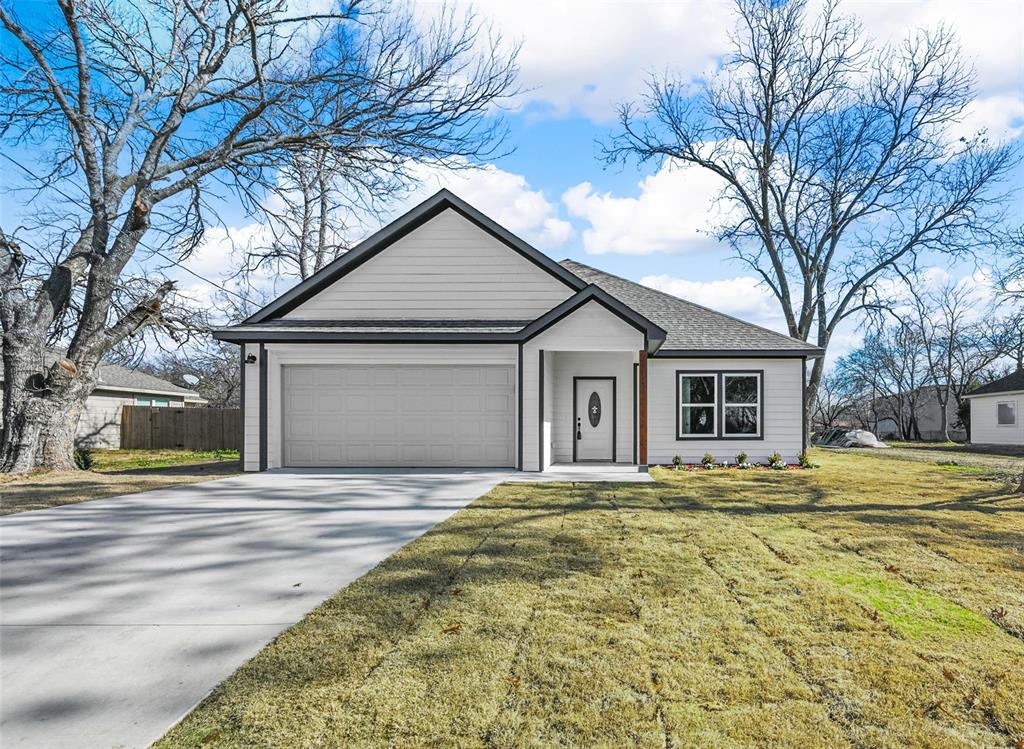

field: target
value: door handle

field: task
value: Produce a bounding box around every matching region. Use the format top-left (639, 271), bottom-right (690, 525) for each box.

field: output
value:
top-left (576, 417), bottom-right (582, 440)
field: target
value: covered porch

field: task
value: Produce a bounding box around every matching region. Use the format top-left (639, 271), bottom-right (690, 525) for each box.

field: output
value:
top-left (518, 292), bottom-right (658, 472)
top-left (538, 350), bottom-right (646, 471)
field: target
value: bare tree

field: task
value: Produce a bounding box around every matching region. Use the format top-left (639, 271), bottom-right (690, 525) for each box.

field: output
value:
top-left (0, 0), bottom-right (518, 472)
top-left (811, 369), bottom-right (859, 431)
top-left (139, 341), bottom-right (241, 407)
top-left (237, 145), bottom-right (370, 283)
top-left (836, 322), bottom-right (930, 440)
top-left (904, 282), bottom-right (997, 441)
top-left (606, 0), bottom-right (1018, 433)
top-left (992, 307), bottom-right (1024, 372)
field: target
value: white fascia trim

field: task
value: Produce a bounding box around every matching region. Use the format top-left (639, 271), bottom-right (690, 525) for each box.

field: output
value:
top-left (93, 385), bottom-right (208, 402)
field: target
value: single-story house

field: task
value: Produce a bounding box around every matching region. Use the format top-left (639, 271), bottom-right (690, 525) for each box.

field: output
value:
top-left (214, 190), bottom-right (823, 472)
top-left (965, 370), bottom-right (1023, 446)
top-left (1, 354), bottom-right (207, 449)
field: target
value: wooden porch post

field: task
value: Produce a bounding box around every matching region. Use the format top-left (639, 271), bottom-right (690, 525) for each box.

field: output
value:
top-left (638, 350), bottom-right (648, 466)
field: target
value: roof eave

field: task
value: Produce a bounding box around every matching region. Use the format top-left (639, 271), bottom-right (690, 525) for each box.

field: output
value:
top-left (212, 328), bottom-right (522, 344)
top-left (653, 347), bottom-right (824, 359)
top-left (91, 384), bottom-right (206, 400)
top-left (964, 388), bottom-right (1024, 398)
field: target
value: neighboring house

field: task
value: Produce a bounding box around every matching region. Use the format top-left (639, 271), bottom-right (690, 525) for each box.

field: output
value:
top-left (874, 386), bottom-right (966, 442)
top-left (1, 355), bottom-right (207, 449)
top-left (965, 370), bottom-right (1024, 446)
top-left (214, 190), bottom-right (822, 472)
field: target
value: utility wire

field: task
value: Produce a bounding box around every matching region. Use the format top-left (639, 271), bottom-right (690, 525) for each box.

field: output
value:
top-left (0, 150), bottom-right (248, 301)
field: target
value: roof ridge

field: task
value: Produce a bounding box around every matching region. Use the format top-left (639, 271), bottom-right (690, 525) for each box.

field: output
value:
top-left (559, 259), bottom-right (817, 350)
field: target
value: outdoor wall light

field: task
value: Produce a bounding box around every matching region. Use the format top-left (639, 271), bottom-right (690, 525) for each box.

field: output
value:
top-left (245, 353), bottom-right (257, 364)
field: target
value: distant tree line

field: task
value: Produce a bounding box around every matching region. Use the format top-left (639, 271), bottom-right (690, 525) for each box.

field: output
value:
top-left (814, 284), bottom-right (1023, 442)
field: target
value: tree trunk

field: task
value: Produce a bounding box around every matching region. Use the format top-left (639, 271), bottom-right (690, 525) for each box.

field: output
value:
top-left (0, 346), bottom-right (47, 473)
top-left (937, 385), bottom-right (950, 442)
top-left (0, 338), bottom-right (94, 473)
top-left (804, 356), bottom-right (825, 449)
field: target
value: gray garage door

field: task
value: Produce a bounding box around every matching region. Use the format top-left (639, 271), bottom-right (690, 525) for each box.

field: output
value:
top-left (282, 364), bottom-right (515, 467)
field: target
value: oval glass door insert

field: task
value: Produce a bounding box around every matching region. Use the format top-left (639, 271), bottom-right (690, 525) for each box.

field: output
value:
top-left (588, 391), bottom-right (602, 427)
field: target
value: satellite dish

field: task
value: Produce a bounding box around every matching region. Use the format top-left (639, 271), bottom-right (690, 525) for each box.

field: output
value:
top-left (182, 374), bottom-right (200, 386)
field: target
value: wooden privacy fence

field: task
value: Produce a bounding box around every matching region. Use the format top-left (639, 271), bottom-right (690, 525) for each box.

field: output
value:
top-left (121, 406), bottom-right (241, 451)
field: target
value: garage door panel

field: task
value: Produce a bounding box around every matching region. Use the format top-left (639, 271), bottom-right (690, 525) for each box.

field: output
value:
top-left (486, 368), bottom-right (511, 386)
top-left (283, 364), bottom-right (514, 467)
top-left (289, 368), bottom-right (315, 387)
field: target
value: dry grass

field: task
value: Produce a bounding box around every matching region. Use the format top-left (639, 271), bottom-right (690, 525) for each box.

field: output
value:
top-left (0, 449), bottom-right (240, 516)
top-left (155, 451), bottom-right (1023, 749)
top-left (833, 443), bottom-right (1024, 481)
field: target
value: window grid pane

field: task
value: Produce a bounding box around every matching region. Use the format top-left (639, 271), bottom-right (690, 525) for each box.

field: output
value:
top-left (997, 402), bottom-right (1016, 425)
top-left (723, 374), bottom-right (760, 436)
top-left (679, 374), bottom-right (716, 436)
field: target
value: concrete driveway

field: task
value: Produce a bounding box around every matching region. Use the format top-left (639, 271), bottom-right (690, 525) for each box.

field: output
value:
top-left (0, 468), bottom-right (510, 749)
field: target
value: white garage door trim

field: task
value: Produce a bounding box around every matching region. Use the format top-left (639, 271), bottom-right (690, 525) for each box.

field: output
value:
top-left (282, 364), bottom-right (515, 467)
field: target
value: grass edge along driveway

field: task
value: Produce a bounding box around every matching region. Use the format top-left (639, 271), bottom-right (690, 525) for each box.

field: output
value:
top-left (0, 449), bottom-right (240, 516)
top-left (154, 450), bottom-right (1024, 748)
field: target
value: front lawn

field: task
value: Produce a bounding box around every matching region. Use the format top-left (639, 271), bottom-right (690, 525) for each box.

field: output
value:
top-left (0, 449), bottom-right (240, 515)
top-left (156, 451), bottom-right (1023, 749)
top-left (828, 442), bottom-right (1023, 482)
top-left (88, 448), bottom-right (239, 472)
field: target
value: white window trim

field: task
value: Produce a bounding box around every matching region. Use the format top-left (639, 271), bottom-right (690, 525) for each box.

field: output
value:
top-left (722, 372), bottom-right (763, 438)
top-left (996, 400), bottom-right (1018, 426)
top-left (677, 372), bottom-right (717, 439)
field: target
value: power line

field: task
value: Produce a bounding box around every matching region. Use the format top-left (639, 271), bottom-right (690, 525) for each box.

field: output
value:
top-left (0, 150), bottom-right (248, 301)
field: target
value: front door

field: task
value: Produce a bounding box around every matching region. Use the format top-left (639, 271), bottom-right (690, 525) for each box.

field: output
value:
top-left (574, 377), bottom-right (615, 462)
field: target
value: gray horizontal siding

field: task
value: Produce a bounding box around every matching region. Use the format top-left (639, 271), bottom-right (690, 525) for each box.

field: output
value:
top-left (284, 209), bottom-right (573, 320)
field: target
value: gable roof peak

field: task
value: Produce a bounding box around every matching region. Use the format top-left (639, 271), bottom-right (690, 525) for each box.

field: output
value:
top-left (243, 190), bottom-right (586, 324)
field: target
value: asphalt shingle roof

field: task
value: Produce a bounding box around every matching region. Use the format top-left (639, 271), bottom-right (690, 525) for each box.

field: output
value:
top-left (559, 260), bottom-right (822, 354)
top-left (969, 369), bottom-right (1024, 396)
top-left (94, 361), bottom-right (202, 397)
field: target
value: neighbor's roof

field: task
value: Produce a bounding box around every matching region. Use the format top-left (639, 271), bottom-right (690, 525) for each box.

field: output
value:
top-left (559, 260), bottom-right (824, 356)
top-left (967, 369), bottom-right (1024, 397)
top-left (1, 350), bottom-right (206, 400)
top-left (94, 361), bottom-right (206, 399)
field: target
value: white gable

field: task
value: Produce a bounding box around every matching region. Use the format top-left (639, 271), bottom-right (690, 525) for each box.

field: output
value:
top-left (283, 209), bottom-right (575, 320)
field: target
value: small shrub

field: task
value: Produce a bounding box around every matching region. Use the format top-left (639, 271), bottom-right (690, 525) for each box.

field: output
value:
top-left (767, 451), bottom-right (786, 470)
top-left (736, 451), bottom-right (748, 465)
top-left (798, 451), bottom-right (819, 469)
top-left (73, 447), bottom-right (94, 471)
top-left (672, 455), bottom-right (683, 470)
top-left (701, 452), bottom-right (715, 469)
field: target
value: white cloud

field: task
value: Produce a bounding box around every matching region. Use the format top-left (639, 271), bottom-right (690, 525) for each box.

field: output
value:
top-left (449, 0), bottom-right (1024, 125)
top-left (639, 273), bottom-right (787, 333)
top-left (845, 0), bottom-right (1024, 101)
top-left (949, 95), bottom-right (1024, 142)
top-left (401, 162), bottom-right (573, 248)
top-left (562, 160), bottom-right (728, 254)
top-left (463, 0), bottom-right (733, 122)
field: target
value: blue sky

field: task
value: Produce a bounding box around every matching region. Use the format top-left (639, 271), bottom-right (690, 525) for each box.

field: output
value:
top-left (3, 0), bottom-right (1023, 362)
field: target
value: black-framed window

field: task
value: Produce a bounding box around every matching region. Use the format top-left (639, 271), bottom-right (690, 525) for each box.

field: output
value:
top-left (678, 374), bottom-right (716, 436)
top-left (676, 370), bottom-right (763, 440)
top-left (723, 373), bottom-right (761, 437)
